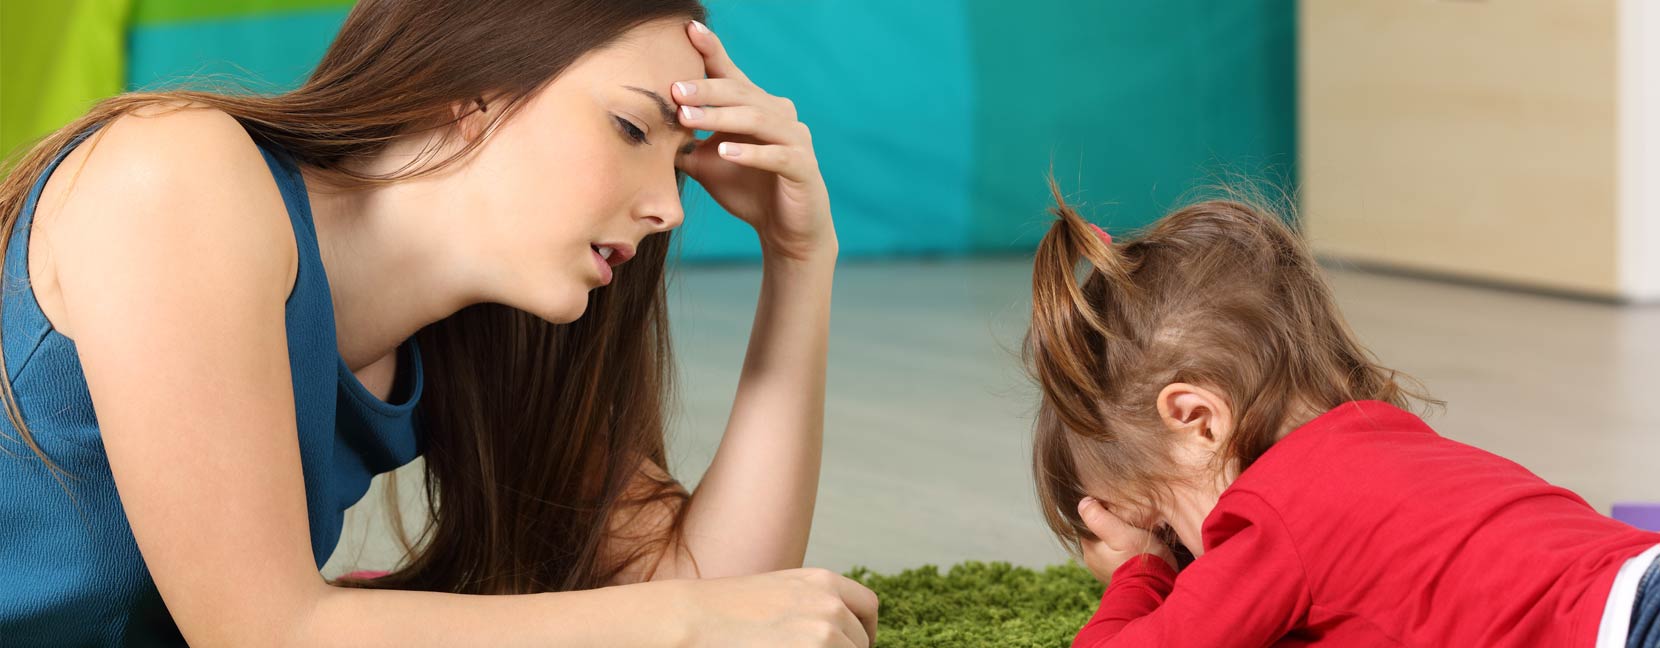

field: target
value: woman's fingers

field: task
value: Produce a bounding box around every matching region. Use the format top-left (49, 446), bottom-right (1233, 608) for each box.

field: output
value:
top-left (787, 569), bottom-right (877, 648)
top-left (673, 22), bottom-right (818, 183)
top-left (673, 78), bottom-right (797, 122)
top-left (672, 78), bottom-right (766, 108)
top-left (706, 142), bottom-right (816, 184)
top-left (678, 104), bottom-right (809, 146)
top-left (686, 20), bottom-right (751, 83)
top-left (673, 20), bottom-right (834, 260)
top-left (832, 574), bottom-right (880, 645)
top-left (832, 604), bottom-right (871, 648)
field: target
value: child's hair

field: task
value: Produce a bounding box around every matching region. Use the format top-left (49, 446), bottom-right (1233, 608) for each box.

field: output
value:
top-left (1025, 178), bottom-right (1435, 554)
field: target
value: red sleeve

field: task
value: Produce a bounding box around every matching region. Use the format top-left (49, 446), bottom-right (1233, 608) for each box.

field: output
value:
top-left (1071, 491), bottom-right (1312, 648)
top-left (1071, 554), bottom-right (1179, 643)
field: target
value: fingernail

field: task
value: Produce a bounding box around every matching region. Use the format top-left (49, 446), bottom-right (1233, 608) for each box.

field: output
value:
top-left (690, 20), bottom-right (710, 34)
top-left (718, 142), bottom-right (740, 157)
top-left (674, 81), bottom-right (696, 97)
top-left (680, 105), bottom-right (703, 120)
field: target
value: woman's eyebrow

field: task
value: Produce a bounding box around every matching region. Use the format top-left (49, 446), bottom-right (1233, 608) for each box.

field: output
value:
top-left (623, 86), bottom-right (687, 133)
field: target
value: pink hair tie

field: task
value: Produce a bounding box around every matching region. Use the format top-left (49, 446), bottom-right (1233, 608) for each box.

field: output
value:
top-left (1088, 223), bottom-right (1112, 246)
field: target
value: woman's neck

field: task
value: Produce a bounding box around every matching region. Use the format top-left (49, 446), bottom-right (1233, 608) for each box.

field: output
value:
top-left (300, 164), bottom-right (478, 372)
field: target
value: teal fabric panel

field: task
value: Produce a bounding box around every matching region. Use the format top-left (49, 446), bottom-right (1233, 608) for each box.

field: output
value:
top-left (963, 0), bottom-right (1297, 248)
top-left (126, 7), bottom-right (350, 93)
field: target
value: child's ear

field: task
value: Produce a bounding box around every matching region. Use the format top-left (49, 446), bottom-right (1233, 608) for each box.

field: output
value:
top-left (1155, 383), bottom-right (1233, 451)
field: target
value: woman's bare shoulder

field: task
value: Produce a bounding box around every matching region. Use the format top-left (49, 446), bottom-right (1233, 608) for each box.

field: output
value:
top-left (28, 101), bottom-right (298, 338)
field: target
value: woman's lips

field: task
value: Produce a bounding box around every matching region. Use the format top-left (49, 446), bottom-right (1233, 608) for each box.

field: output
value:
top-left (591, 247), bottom-right (614, 285)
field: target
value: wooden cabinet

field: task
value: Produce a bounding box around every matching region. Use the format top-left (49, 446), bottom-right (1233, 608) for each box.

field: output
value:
top-left (1300, 0), bottom-right (1660, 300)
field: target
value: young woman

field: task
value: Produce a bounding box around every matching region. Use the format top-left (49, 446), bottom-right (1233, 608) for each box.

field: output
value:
top-left (0, 1), bottom-right (876, 645)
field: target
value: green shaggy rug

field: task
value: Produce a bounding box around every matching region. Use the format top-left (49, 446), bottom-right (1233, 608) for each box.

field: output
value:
top-left (845, 561), bottom-right (1103, 647)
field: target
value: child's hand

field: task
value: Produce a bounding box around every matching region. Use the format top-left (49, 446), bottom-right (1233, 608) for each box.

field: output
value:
top-left (1077, 497), bottom-right (1178, 584)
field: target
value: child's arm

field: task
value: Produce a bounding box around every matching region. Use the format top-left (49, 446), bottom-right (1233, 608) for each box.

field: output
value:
top-left (1073, 492), bottom-right (1312, 647)
top-left (1076, 555), bottom-right (1179, 636)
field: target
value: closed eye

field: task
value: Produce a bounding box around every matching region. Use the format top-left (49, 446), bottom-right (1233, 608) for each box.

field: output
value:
top-left (614, 115), bottom-right (647, 145)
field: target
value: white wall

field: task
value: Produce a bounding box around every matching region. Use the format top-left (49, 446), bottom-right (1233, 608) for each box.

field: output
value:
top-left (1618, 0), bottom-right (1660, 302)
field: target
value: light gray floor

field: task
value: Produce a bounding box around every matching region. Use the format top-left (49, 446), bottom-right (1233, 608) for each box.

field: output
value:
top-left (323, 259), bottom-right (1660, 578)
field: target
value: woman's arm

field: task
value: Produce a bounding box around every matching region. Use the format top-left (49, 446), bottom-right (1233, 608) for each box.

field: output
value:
top-left (615, 254), bottom-right (833, 582)
top-left (52, 108), bottom-right (874, 647)
top-left (678, 251), bottom-right (835, 575)
top-left (609, 22), bottom-right (839, 580)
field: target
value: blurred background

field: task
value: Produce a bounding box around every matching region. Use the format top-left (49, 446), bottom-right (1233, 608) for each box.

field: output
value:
top-left (2, 0), bottom-right (1655, 577)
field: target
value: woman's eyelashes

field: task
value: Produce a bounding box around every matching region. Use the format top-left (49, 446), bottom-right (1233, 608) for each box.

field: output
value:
top-left (614, 115), bottom-right (648, 145)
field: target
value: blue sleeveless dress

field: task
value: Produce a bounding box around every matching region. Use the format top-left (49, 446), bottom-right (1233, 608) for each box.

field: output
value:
top-left (0, 123), bottom-right (426, 646)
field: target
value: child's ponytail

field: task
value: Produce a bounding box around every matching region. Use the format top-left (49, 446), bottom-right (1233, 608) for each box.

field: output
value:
top-left (1028, 177), bottom-right (1136, 443)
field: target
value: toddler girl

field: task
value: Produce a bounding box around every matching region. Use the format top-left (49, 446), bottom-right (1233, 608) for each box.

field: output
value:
top-left (1024, 184), bottom-right (1660, 647)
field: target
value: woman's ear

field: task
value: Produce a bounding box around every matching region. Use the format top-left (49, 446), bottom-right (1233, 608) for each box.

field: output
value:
top-left (1155, 382), bottom-right (1233, 455)
top-left (449, 96), bottom-right (493, 144)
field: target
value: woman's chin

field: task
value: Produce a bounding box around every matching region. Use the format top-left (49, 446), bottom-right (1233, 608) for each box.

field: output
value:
top-left (515, 287), bottom-right (589, 325)
top-left (545, 299), bottom-right (589, 325)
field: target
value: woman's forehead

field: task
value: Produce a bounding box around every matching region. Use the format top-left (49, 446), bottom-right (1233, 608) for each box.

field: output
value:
top-left (581, 20), bottom-right (706, 88)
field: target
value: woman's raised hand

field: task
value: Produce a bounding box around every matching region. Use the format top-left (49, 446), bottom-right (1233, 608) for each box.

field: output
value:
top-left (673, 20), bottom-right (835, 263)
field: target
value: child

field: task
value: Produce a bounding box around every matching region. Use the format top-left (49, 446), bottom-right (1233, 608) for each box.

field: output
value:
top-left (1024, 183), bottom-right (1660, 647)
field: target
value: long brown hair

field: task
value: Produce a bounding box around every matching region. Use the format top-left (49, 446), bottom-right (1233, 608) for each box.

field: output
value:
top-left (1024, 178), bottom-right (1436, 556)
top-left (0, 0), bottom-right (707, 593)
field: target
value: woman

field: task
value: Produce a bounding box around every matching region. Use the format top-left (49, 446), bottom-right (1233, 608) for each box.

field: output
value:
top-left (0, 1), bottom-right (876, 645)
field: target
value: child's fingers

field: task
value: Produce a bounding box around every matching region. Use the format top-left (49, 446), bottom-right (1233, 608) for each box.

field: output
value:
top-left (1077, 496), bottom-right (1114, 537)
top-left (1077, 535), bottom-right (1114, 578)
top-left (1077, 497), bottom-right (1147, 549)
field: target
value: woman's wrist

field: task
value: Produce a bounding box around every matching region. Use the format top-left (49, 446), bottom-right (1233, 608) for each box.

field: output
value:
top-left (541, 580), bottom-right (696, 648)
top-left (759, 224), bottom-right (838, 266)
top-left (761, 238), bottom-right (838, 277)
top-left (627, 579), bottom-right (696, 648)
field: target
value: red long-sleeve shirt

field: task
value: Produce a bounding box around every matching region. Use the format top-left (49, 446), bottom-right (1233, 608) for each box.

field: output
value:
top-left (1073, 400), bottom-right (1660, 647)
